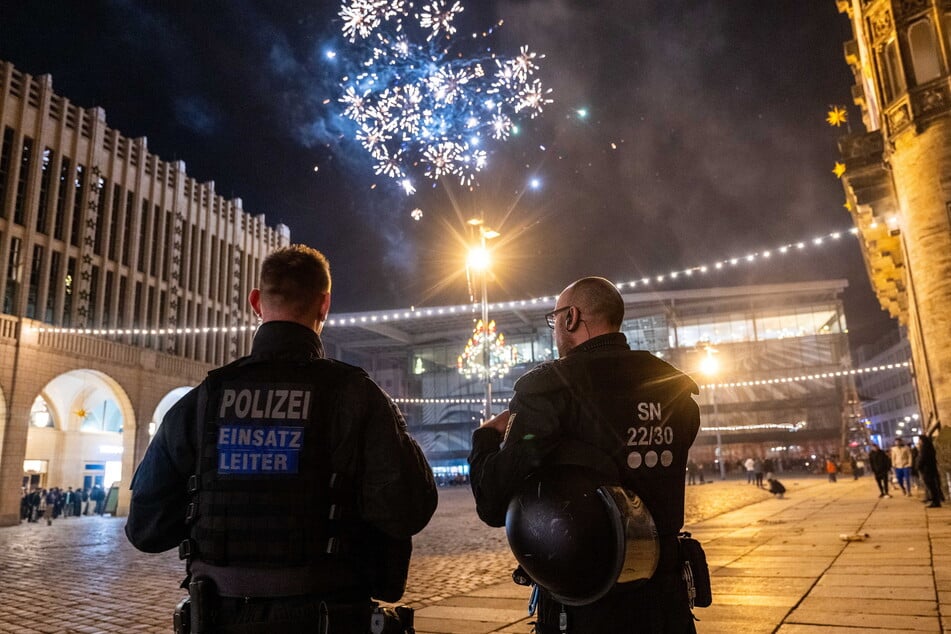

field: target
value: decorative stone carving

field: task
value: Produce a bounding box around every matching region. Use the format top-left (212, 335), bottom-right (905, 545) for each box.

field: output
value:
top-left (895, 0), bottom-right (930, 20)
top-left (838, 130), bottom-right (885, 161)
top-left (887, 102), bottom-right (911, 132)
top-left (76, 165), bottom-right (102, 329)
top-left (869, 9), bottom-right (894, 43)
top-left (914, 84), bottom-right (949, 115)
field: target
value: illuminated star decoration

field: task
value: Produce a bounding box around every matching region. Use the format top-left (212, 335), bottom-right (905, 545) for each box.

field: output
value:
top-left (833, 161), bottom-right (847, 178)
top-left (336, 0), bottom-right (551, 194)
top-left (826, 105), bottom-right (848, 127)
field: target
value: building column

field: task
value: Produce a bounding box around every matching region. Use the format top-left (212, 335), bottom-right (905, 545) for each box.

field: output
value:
top-left (890, 119), bottom-right (951, 458)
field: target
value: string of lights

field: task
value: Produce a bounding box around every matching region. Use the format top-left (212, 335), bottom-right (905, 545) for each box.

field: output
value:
top-left (697, 361), bottom-right (909, 390)
top-left (390, 361), bottom-right (910, 405)
top-left (700, 422), bottom-right (807, 433)
top-left (27, 225), bottom-right (861, 337)
top-left (29, 325), bottom-right (258, 336)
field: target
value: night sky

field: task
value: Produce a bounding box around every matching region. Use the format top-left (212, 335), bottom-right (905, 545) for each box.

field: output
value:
top-left (0, 1), bottom-right (897, 350)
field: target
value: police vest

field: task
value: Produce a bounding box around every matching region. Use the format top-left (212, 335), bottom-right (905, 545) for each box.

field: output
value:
top-left (513, 349), bottom-right (701, 539)
top-left (184, 357), bottom-right (363, 568)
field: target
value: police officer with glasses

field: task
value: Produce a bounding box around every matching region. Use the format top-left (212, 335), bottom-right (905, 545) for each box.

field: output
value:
top-left (469, 276), bottom-right (702, 633)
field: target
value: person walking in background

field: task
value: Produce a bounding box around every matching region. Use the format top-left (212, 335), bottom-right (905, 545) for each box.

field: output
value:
top-left (916, 436), bottom-right (944, 508)
top-left (52, 487), bottom-right (65, 519)
top-left (825, 457), bottom-right (838, 483)
top-left (26, 489), bottom-right (41, 522)
top-left (43, 488), bottom-right (56, 525)
top-left (72, 486), bottom-right (83, 517)
top-left (890, 438), bottom-right (913, 496)
top-left (62, 487), bottom-right (75, 517)
top-left (91, 484), bottom-right (106, 515)
top-left (686, 459), bottom-right (699, 485)
top-left (745, 457), bottom-right (755, 484)
top-left (753, 457), bottom-right (765, 488)
top-left (909, 442), bottom-right (921, 492)
top-left (868, 443), bottom-right (891, 498)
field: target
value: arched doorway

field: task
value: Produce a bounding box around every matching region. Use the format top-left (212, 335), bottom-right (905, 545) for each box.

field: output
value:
top-left (24, 369), bottom-right (135, 503)
top-left (150, 387), bottom-right (193, 438)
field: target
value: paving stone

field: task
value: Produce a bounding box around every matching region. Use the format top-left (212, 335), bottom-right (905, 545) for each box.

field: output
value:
top-left (0, 476), bottom-right (946, 633)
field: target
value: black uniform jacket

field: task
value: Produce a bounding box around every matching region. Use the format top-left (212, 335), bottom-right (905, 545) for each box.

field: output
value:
top-left (469, 333), bottom-right (700, 539)
top-left (125, 321), bottom-right (437, 555)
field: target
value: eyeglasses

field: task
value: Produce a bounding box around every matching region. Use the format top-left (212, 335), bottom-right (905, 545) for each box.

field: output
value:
top-left (544, 306), bottom-right (571, 329)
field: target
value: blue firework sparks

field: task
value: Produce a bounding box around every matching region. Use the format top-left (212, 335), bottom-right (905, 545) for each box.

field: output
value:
top-left (336, 0), bottom-right (551, 192)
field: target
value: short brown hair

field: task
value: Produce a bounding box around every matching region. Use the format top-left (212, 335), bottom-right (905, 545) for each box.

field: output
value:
top-left (259, 245), bottom-right (331, 313)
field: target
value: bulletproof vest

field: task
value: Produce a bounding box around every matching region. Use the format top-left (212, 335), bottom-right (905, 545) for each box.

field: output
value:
top-left (184, 357), bottom-right (360, 567)
top-left (513, 348), bottom-right (700, 538)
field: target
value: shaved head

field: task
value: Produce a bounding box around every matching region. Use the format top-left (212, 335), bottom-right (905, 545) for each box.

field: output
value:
top-left (561, 277), bottom-right (624, 329)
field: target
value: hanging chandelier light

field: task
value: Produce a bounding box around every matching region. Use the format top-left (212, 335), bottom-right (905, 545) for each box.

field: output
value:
top-left (457, 320), bottom-right (517, 381)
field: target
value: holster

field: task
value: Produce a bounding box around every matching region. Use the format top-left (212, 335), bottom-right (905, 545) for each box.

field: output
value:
top-left (370, 604), bottom-right (415, 634)
top-left (173, 596), bottom-right (191, 634)
top-left (189, 577), bottom-right (218, 633)
top-left (678, 532), bottom-right (711, 608)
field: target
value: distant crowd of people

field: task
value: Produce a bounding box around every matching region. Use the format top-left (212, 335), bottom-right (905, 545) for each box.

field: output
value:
top-left (690, 435), bottom-right (945, 508)
top-left (20, 484), bottom-right (109, 525)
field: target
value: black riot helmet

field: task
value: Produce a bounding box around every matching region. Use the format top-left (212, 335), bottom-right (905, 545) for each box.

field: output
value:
top-left (505, 464), bottom-right (659, 606)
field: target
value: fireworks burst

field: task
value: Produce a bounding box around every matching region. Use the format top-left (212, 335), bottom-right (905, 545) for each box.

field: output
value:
top-left (336, 0), bottom-right (551, 193)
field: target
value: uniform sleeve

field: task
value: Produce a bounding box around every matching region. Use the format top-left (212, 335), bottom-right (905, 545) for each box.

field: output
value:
top-left (358, 378), bottom-right (437, 538)
top-left (468, 389), bottom-right (564, 527)
top-left (124, 388), bottom-right (199, 553)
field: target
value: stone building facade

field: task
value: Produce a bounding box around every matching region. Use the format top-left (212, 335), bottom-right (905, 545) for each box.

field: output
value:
top-left (0, 60), bottom-right (289, 525)
top-left (835, 1), bottom-right (951, 477)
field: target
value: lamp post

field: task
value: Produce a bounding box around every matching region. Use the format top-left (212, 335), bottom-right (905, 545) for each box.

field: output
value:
top-left (699, 344), bottom-right (726, 480)
top-left (467, 218), bottom-right (499, 419)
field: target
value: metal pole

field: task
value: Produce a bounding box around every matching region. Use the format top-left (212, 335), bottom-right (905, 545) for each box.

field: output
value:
top-left (714, 390), bottom-right (725, 480)
top-left (481, 260), bottom-right (491, 418)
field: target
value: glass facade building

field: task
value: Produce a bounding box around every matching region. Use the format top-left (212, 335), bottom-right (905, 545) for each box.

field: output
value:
top-left (321, 280), bottom-right (858, 476)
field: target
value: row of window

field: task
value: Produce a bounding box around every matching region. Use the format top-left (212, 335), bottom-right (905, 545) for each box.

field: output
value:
top-left (864, 390), bottom-right (918, 418)
top-left (0, 118), bottom-right (275, 363)
top-left (877, 13), bottom-right (951, 105)
top-left (408, 305), bottom-right (845, 377)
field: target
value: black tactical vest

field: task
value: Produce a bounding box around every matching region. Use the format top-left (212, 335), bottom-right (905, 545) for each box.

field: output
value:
top-left (184, 357), bottom-right (361, 568)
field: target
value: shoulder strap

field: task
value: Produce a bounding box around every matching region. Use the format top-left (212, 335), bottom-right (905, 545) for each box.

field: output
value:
top-left (179, 375), bottom-right (217, 572)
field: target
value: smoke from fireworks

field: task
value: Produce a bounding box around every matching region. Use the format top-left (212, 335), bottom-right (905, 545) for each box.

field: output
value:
top-left (336, 0), bottom-right (551, 193)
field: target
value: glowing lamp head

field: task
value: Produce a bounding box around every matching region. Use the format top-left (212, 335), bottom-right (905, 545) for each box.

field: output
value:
top-left (699, 353), bottom-right (719, 377)
top-left (468, 245), bottom-right (491, 271)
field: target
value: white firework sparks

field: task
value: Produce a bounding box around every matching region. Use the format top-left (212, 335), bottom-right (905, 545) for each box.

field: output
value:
top-left (337, 0), bottom-right (551, 192)
top-left (515, 78), bottom-right (552, 118)
top-left (418, 1), bottom-right (463, 40)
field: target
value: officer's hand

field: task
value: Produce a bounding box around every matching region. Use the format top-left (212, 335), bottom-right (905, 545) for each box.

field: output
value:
top-left (480, 409), bottom-right (510, 435)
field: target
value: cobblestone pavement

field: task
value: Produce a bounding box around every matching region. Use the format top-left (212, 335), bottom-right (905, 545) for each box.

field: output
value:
top-left (0, 476), bottom-right (814, 633)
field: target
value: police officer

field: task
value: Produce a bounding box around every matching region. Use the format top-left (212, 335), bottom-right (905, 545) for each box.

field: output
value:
top-left (126, 245), bottom-right (438, 633)
top-left (469, 276), bottom-right (701, 633)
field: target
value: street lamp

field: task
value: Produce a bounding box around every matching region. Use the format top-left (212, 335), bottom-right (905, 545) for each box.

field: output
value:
top-left (467, 217), bottom-right (499, 419)
top-left (699, 344), bottom-right (726, 481)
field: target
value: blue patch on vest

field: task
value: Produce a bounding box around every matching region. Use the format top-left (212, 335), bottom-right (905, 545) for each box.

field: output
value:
top-left (217, 424), bottom-right (304, 474)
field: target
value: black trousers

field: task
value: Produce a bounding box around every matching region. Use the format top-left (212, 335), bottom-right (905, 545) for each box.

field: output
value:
top-left (533, 573), bottom-right (697, 634)
top-left (873, 471), bottom-right (889, 495)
